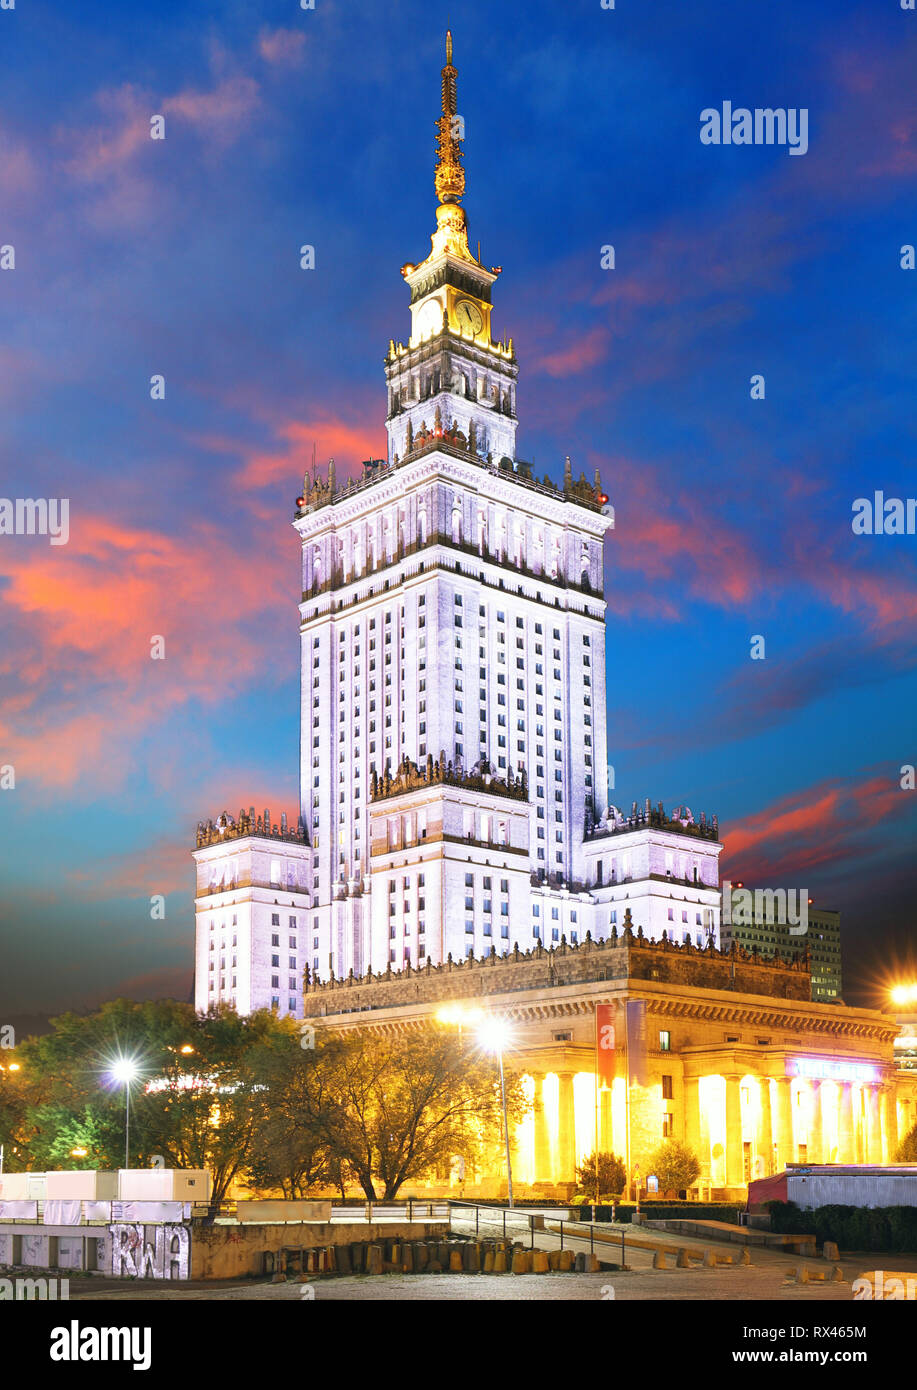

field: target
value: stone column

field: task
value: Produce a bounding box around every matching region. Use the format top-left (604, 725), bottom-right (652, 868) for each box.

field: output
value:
top-left (776, 1077), bottom-right (795, 1169)
top-left (683, 1076), bottom-right (701, 1158)
top-left (838, 1083), bottom-right (855, 1164)
top-left (724, 1074), bottom-right (745, 1190)
top-left (556, 1072), bottom-right (577, 1184)
top-left (808, 1081), bottom-right (824, 1163)
top-left (533, 1073), bottom-right (551, 1183)
top-left (757, 1077), bottom-right (774, 1177)
top-left (880, 1084), bottom-right (898, 1163)
top-left (866, 1086), bottom-right (882, 1164)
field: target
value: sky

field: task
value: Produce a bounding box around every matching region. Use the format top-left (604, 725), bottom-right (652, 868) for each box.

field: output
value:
top-left (0, 0), bottom-right (915, 1025)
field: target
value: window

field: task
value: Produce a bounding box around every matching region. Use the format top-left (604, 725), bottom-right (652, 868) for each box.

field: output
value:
top-left (659, 1030), bottom-right (671, 1052)
top-left (661, 1075), bottom-right (673, 1100)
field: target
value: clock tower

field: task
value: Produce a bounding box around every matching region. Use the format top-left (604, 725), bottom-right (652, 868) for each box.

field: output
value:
top-left (385, 32), bottom-right (518, 466)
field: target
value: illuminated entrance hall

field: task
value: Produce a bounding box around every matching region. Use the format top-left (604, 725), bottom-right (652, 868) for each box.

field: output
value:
top-left (303, 926), bottom-right (917, 1200)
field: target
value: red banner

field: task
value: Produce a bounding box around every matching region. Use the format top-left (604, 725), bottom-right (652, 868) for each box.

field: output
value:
top-left (595, 1003), bottom-right (616, 1086)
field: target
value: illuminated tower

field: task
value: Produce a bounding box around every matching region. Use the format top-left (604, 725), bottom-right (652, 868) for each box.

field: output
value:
top-left (293, 34), bottom-right (614, 982)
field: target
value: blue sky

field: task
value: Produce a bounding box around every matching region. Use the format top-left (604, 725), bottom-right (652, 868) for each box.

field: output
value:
top-left (0, 0), bottom-right (915, 1022)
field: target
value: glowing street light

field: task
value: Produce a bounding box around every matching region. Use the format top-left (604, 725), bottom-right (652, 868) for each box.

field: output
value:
top-left (435, 1004), bottom-right (483, 1044)
top-left (891, 984), bottom-right (917, 1008)
top-left (109, 1057), bottom-right (140, 1170)
top-left (477, 1017), bottom-right (514, 1209)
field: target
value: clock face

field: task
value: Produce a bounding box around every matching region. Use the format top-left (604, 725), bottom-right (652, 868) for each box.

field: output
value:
top-left (417, 299), bottom-right (443, 338)
top-left (455, 298), bottom-right (484, 336)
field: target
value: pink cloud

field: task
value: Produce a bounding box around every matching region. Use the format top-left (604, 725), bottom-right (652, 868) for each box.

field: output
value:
top-left (257, 27), bottom-right (307, 67)
top-left (722, 770), bottom-right (913, 883)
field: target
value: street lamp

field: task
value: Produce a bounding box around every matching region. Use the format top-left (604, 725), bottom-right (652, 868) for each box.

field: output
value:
top-left (110, 1057), bottom-right (139, 1170)
top-left (477, 1017), bottom-right (514, 1209)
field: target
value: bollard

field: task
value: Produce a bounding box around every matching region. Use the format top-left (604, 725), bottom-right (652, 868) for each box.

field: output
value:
top-left (463, 1242), bottom-right (481, 1273)
top-left (582, 1254), bottom-right (600, 1273)
top-left (676, 1248), bottom-right (690, 1268)
top-left (449, 1248), bottom-right (464, 1272)
top-left (822, 1241), bottom-right (840, 1262)
top-left (494, 1249), bottom-right (508, 1274)
top-left (401, 1244), bottom-right (414, 1274)
top-left (512, 1250), bottom-right (531, 1274)
top-left (532, 1251), bottom-right (550, 1273)
top-left (548, 1250), bottom-right (562, 1271)
top-left (413, 1242), bottom-right (428, 1272)
top-left (336, 1244), bottom-right (352, 1276)
top-left (796, 1265), bottom-right (809, 1284)
top-left (366, 1245), bottom-right (383, 1276)
top-left (558, 1249), bottom-right (574, 1272)
top-left (483, 1250), bottom-right (495, 1273)
top-left (574, 1252), bottom-right (586, 1273)
top-left (702, 1249), bottom-right (716, 1268)
top-left (652, 1250), bottom-right (667, 1270)
top-left (831, 1265), bottom-right (846, 1283)
top-left (740, 1248), bottom-right (751, 1266)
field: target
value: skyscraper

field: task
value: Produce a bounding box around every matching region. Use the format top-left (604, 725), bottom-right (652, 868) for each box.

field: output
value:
top-left (192, 34), bottom-right (722, 1017)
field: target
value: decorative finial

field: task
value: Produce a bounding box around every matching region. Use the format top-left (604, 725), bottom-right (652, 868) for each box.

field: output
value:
top-left (435, 31), bottom-right (464, 207)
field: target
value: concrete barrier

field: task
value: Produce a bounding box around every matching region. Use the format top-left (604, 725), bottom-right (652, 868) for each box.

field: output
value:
top-left (532, 1251), bottom-right (549, 1273)
top-left (822, 1241), bottom-right (840, 1262)
top-left (652, 1251), bottom-right (667, 1269)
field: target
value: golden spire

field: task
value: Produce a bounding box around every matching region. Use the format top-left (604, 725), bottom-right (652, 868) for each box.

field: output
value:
top-left (435, 29), bottom-right (464, 207)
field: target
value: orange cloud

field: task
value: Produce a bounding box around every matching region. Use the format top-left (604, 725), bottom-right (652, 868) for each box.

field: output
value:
top-left (0, 512), bottom-right (291, 790)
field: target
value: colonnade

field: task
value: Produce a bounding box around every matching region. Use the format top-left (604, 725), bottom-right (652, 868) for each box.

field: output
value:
top-left (516, 1068), bottom-right (902, 1191)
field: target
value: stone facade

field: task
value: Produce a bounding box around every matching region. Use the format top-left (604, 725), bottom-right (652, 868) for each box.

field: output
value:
top-left (193, 816), bottom-right (311, 1019)
top-left (303, 925), bottom-right (917, 1200)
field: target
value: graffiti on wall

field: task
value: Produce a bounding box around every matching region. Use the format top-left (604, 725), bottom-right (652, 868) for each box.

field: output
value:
top-left (109, 1223), bottom-right (190, 1279)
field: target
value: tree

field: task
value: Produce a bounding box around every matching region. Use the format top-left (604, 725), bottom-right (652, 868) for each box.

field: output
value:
top-left (246, 1031), bottom-right (335, 1198)
top-left (576, 1150), bottom-right (626, 1197)
top-left (896, 1124), bottom-right (917, 1163)
top-left (292, 1024), bottom-right (529, 1200)
top-left (14, 999), bottom-right (290, 1209)
top-left (647, 1139), bottom-right (700, 1194)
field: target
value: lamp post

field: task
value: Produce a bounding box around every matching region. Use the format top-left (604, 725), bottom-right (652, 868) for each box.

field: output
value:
top-left (110, 1058), bottom-right (139, 1170)
top-left (478, 1018), bottom-right (514, 1209)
